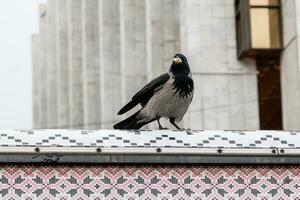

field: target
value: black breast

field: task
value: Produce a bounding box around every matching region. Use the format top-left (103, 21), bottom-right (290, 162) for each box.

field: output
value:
top-left (172, 75), bottom-right (194, 98)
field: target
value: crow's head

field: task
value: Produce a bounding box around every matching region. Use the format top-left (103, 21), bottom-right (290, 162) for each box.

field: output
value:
top-left (170, 53), bottom-right (190, 75)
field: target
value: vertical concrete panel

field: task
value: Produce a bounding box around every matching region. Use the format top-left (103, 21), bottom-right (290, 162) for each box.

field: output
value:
top-left (229, 75), bottom-right (245, 128)
top-left (46, 0), bottom-right (58, 128)
top-left (68, 0), bottom-right (84, 129)
top-left (82, 0), bottom-right (101, 129)
top-left (179, 0), bottom-right (259, 130)
top-left (57, 0), bottom-right (70, 128)
top-left (294, 0), bottom-right (300, 71)
top-left (243, 74), bottom-right (260, 129)
top-left (282, 0), bottom-right (296, 47)
top-left (183, 74), bottom-right (204, 129)
top-left (202, 75), bottom-right (217, 129)
top-left (32, 34), bottom-right (40, 128)
top-left (216, 76), bottom-right (230, 129)
top-left (281, 41), bottom-right (300, 129)
top-left (120, 0), bottom-right (147, 116)
top-left (148, 0), bottom-right (180, 79)
top-left (280, 0), bottom-right (300, 129)
top-left (99, 0), bottom-right (122, 128)
top-left (281, 0), bottom-right (300, 129)
top-left (39, 4), bottom-right (48, 128)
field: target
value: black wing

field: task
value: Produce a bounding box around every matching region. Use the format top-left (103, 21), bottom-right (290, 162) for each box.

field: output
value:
top-left (117, 73), bottom-right (170, 115)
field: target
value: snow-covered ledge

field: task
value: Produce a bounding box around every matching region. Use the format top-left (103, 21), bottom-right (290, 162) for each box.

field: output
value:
top-left (0, 129), bottom-right (299, 164)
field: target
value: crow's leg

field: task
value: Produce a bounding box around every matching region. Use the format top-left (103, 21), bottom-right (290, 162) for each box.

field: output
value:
top-left (157, 118), bottom-right (167, 130)
top-left (170, 118), bottom-right (182, 130)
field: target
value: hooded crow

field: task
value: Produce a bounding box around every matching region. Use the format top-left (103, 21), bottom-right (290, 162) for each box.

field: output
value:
top-left (113, 53), bottom-right (194, 130)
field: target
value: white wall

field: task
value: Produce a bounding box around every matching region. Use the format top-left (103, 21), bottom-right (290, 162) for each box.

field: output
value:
top-left (281, 0), bottom-right (300, 129)
top-left (180, 0), bottom-right (259, 130)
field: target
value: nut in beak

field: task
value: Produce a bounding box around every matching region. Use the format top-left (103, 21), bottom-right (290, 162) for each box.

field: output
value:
top-left (173, 57), bottom-right (182, 64)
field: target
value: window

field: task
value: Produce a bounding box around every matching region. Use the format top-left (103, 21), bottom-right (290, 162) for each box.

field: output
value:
top-left (235, 0), bottom-right (282, 59)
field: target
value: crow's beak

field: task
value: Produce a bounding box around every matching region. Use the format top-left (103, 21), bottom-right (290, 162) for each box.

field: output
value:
top-left (173, 57), bottom-right (182, 65)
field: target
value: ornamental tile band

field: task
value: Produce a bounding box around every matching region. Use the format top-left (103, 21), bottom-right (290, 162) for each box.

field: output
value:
top-left (1, 130), bottom-right (300, 164)
top-left (0, 129), bottom-right (299, 148)
top-left (0, 165), bottom-right (300, 199)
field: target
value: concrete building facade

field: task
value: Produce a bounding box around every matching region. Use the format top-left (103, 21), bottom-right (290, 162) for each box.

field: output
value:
top-left (32, 0), bottom-right (297, 130)
top-left (46, 0), bottom-right (58, 129)
top-left (68, 0), bottom-right (85, 129)
top-left (281, 0), bottom-right (300, 129)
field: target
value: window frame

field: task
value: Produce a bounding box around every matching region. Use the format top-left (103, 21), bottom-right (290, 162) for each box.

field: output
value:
top-left (235, 0), bottom-right (283, 59)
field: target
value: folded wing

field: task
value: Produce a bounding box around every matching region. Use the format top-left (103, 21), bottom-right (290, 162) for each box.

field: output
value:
top-left (117, 73), bottom-right (170, 115)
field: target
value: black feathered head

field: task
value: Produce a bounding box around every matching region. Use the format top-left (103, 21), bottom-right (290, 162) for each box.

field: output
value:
top-left (170, 54), bottom-right (193, 98)
top-left (170, 53), bottom-right (190, 75)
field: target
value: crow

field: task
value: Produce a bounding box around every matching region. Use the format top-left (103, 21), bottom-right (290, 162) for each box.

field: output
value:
top-left (113, 53), bottom-right (194, 130)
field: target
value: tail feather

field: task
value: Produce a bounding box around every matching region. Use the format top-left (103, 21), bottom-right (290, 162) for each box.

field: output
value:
top-left (113, 110), bottom-right (154, 129)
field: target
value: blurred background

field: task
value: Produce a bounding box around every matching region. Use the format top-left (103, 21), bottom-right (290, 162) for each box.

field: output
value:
top-left (1, 0), bottom-right (296, 130)
top-left (0, 0), bottom-right (46, 129)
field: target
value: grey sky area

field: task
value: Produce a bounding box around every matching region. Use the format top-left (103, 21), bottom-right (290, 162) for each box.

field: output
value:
top-left (0, 0), bottom-right (45, 128)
